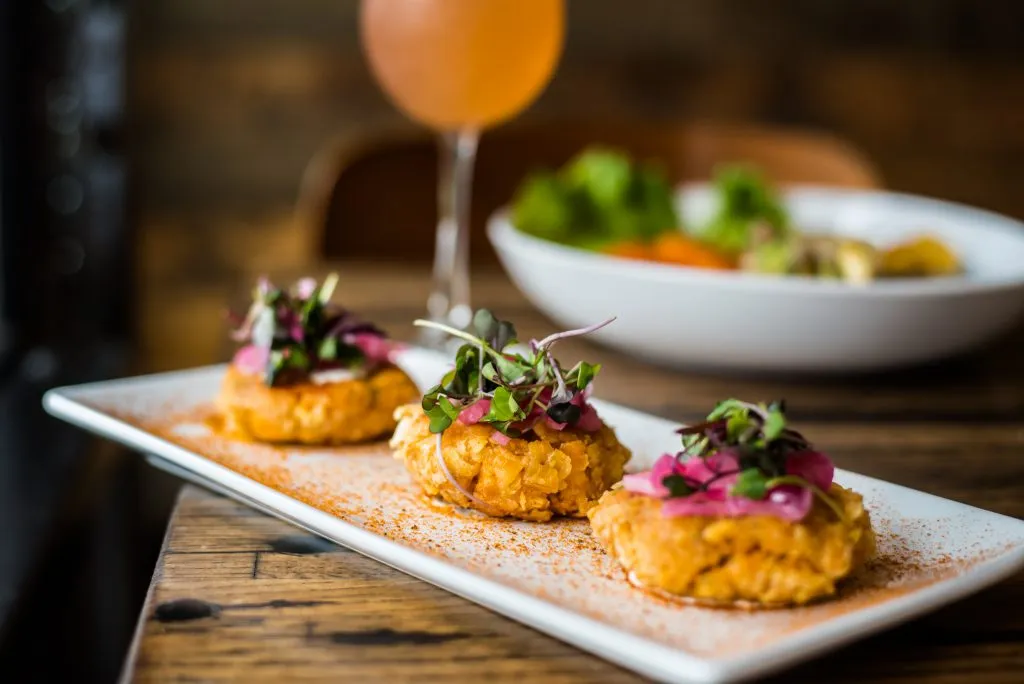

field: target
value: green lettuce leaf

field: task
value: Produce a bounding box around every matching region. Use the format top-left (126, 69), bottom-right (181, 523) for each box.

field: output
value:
top-left (511, 147), bottom-right (678, 249)
top-left (700, 165), bottom-right (789, 254)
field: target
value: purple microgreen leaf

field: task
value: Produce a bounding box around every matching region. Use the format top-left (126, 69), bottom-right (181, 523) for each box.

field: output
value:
top-left (546, 401), bottom-right (580, 425)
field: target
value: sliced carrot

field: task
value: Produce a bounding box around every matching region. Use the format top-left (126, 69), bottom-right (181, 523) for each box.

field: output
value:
top-left (650, 233), bottom-right (736, 270)
top-left (603, 241), bottom-right (654, 261)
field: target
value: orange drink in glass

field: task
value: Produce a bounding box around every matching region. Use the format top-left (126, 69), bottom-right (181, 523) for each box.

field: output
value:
top-left (360, 0), bottom-right (565, 338)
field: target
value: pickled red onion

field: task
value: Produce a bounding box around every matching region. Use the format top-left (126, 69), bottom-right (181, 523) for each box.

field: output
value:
top-left (785, 450), bottom-right (834, 491)
top-left (457, 394), bottom-right (601, 434)
top-left (660, 486), bottom-right (812, 522)
top-left (622, 450), bottom-right (833, 522)
top-left (344, 331), bottom-right (396, 364)
top-left (232, 345), bottom-right (269, 374)
top-left (458, 400), bottom-right (491, 425)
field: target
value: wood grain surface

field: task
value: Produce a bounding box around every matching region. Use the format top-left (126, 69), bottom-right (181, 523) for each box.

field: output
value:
top-left (125, 264), bottom-right (1024, 683)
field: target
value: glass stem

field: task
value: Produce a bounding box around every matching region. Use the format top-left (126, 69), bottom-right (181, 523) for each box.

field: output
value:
top-left (423, 128), bottom-right (479, 346)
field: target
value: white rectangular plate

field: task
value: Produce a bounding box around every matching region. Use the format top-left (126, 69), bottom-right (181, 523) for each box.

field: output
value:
top-left (43, 349), bottom-right (1024, 683)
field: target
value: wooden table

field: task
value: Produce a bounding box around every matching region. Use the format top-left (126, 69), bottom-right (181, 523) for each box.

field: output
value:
top-left (125, 264), bottom-right (1024, 683)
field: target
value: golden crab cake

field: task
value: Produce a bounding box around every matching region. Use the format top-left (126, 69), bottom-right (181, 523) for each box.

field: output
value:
top-left (390, 404), bottom-right (631, 521)
top-left (219, 272), bottom-right (416, 445)
top-left (218, 364), bottom-right (419, 446)
top-left (588, 484), bottom-right (876, 607)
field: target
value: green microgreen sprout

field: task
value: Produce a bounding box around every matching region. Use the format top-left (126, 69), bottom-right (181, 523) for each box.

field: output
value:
top-left (413, 310), bottom-right (613, 438)
top-left (414, 310), bottom-right (614, 513)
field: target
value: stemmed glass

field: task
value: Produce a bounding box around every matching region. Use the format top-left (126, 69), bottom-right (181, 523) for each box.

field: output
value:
top-left (360, 0), bottom-right (565, 343)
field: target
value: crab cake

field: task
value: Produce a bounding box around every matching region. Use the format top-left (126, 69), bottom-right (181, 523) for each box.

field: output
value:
top-left (588, 484), bottom-right (876, 607)
top-left (218, 273), bottom-right (417, 445)
top-left (391, 404), bottom-right (630, 521)
top-left (590, 398), bottom-right (877, 607)
top-left (219, 364), bottom-right (419, 445)
top-left (398, 309), bottom-right (630, 520)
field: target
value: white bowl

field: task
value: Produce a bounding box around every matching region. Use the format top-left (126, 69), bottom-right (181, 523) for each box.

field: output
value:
top-left (487, 185), bottom-right (1024, 373)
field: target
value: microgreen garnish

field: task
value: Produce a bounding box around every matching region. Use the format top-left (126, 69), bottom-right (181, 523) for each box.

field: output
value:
top-left (414, 310), bottom-right (613, 438)
top-left (663, 399), bottom-right (845, 521)
top-left (661, 474), bottom-right (696, 498)
top-left (228, 273), bottom-right (391, 387)
top-left (677, 399), bottom-right (809, 466)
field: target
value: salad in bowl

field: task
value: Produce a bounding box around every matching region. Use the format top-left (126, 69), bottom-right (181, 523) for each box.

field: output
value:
top-left (489, 148), bottom-right (1024, 372)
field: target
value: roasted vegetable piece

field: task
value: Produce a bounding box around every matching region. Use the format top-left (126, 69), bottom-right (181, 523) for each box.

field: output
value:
top-left (879, 236), bottom-right (962, 278)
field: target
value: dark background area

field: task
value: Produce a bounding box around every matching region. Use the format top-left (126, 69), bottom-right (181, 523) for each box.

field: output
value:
top-left (1, 0), bottom-right (1022, 681)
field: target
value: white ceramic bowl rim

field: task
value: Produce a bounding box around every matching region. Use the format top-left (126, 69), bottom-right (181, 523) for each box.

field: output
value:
top-left (489, 185), bottom-right (1024, 299)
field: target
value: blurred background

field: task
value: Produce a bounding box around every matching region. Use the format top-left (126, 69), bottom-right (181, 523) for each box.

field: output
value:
top-left (1, 0), bottom-right (1022, 681)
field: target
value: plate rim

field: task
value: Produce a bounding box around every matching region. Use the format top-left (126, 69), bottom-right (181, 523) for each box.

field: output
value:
top-left (42, 364), bottom-right (1024, 683)
top-left (42, 386), bottom-right (720, 684)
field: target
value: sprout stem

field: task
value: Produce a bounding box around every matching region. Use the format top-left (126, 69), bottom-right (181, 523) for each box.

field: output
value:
top-left (534, 317), bottom-right (616, 351)
top-left (414, 319), bottom-right (504, 360)
top-left (318, 272), bottom-right (340, 304)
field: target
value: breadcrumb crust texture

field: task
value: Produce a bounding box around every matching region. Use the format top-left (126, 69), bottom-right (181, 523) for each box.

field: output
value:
top-left (588, 485), bottom-right (877, 606)
top-left (217, 365), bottom-right (419, 445)
top-left (390, 404), bottom-right (632, 521)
